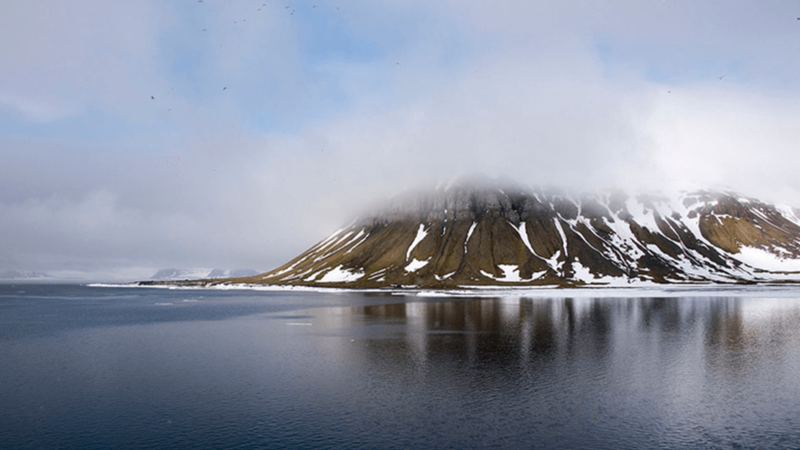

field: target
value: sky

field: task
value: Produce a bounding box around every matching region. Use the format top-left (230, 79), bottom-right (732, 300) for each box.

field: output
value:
top-left (2, 0), bottom-right (800, 280)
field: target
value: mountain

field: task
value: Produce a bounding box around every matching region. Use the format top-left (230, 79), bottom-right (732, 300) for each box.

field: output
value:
top-left (206, 268), bottom-right (260, 278)
top-left (151, 268), bottom-right (259, 281)
top-left (234, 182), bottom-right (800, 288)
top-left (0, 270), bottom-right (51, 280)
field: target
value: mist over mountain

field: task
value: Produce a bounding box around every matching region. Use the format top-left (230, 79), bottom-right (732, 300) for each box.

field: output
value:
top-left (227, 181), bottom-right (800, 288)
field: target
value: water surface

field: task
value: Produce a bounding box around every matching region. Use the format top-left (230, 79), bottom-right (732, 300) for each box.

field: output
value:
top-left (2, 284), bottom-right (800, 449)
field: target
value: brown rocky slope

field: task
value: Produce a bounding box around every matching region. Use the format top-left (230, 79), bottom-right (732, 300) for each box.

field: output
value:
top-left (147, 183), bottom-right (800, 288)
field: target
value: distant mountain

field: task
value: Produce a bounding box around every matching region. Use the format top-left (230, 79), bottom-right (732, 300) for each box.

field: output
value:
top-left (151, 268), bottom-right (259, 281)
top-left (206, 269), bottom-right (259, 279)
top-left (0, 270), bottom-right (51, 280)
top-left (244, 182), bottom-right (800, 288)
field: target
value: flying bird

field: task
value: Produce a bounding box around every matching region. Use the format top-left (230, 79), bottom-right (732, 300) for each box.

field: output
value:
top-left (151, 96), bottom-right (155, 100)
top-left (222, 87), bottom-right (227, 91)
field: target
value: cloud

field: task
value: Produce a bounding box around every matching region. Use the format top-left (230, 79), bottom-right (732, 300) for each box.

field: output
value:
top-left (642, 85), bottom-right (800, 203)
top-left (0, 0), bottom-right (162, 121)
top-left (2, 0), bottom-right (800, 278)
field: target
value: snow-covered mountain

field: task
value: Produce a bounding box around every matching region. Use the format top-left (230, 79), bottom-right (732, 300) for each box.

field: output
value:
top-left (151, 268), bottom-right (259, 281)
top-left (250, 183), bottom-right (800, 288)
top-left (0, 270), bottom-right (51, 280)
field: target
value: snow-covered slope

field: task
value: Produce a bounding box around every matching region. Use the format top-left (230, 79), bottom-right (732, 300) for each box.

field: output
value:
top-left (250, 184), bottom-right (800, 288)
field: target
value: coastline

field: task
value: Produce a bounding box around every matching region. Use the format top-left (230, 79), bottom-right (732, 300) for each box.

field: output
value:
top-left (96, 280), bottom-right (800, 298)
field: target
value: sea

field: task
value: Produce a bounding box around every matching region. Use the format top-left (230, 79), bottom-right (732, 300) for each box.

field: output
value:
top-left (2, 283), bottom-right (800, 449)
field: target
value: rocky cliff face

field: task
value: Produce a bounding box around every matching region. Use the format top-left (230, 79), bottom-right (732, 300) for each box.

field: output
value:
top-left (245, 184), bottom-right (800, 288)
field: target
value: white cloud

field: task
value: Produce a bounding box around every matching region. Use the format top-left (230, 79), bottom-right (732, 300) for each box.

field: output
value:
top-left (642, 85), bottom-right (800, 203)
top-left (2, 0), bottom-right (800, 277)
top-left (0, 0), bottom-right (161, 120)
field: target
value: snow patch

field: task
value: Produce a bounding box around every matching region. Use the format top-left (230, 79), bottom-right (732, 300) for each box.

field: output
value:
top-left (478, 265), bottom-right (536, 282)
top-left (405, 258), bottom-right (430, 273)
top-left (546, 250), bottom-right (562, 272)
top-left (571, 261), bottom-right (629, 286)
top-left (343, 229), bottom-right (368, 254)
top-left (734, 247), bottom-right (800, 272)
top-left (553, 218), bottom-right (568, 257)
top-left (776, 204), bottom-right (800, 227)
top-left (464, 222), bottom-right (478, 253)
top-left (509, 221), bottom-right (540, 257)
top-left (303, 270), bottom-right (324, 282)
top-left (406, 224), bottom-right (430, 260)
top-left (316, 266), bottom-right (365, 283)
top-left (367, 267), bottom-right (389, 280)
top-left (496, 264), bottom-right (525, 282)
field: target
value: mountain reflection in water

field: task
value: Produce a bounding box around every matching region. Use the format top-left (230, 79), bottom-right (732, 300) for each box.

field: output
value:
top-left (308, 296), bottom-right (800, 449)
top-left (335, 297), bottom-right (799, 374)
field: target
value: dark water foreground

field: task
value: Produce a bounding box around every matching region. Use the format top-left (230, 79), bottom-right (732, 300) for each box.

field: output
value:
top-left (2, 284), bottom-right (800, 449)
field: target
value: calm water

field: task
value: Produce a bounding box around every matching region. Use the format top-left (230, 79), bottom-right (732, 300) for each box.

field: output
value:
top-left (2, 284), bottom-right (800, 449)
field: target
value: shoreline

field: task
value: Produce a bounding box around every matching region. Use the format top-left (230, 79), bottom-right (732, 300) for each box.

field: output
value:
top-left (89, 281), bottom-right (800, 298)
